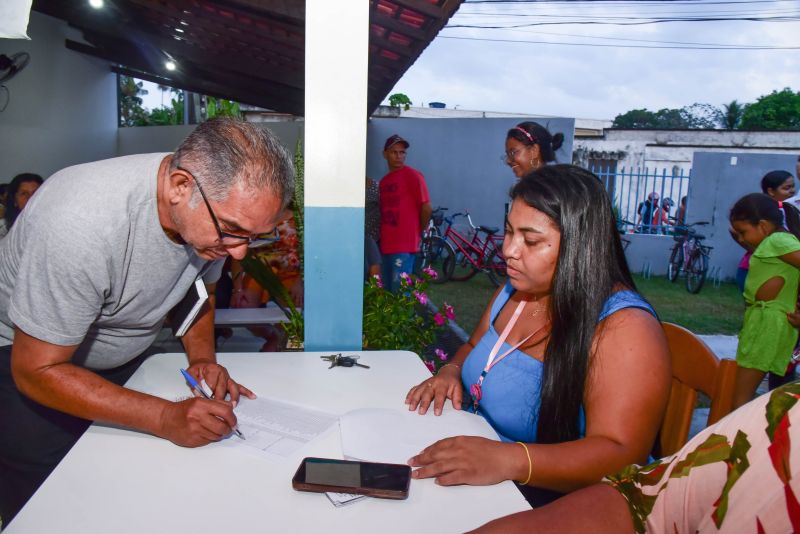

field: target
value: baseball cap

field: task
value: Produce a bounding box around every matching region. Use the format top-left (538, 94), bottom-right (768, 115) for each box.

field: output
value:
top-left (384, 134), bottom-right (409, 151)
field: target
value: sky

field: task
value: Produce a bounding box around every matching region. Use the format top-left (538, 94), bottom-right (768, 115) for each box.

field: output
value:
top-left (383, 0), bottom-right (800, 120)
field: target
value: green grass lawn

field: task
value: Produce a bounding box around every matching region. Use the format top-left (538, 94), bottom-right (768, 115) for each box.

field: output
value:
top-left (427, 272), bottom-right (744, 336)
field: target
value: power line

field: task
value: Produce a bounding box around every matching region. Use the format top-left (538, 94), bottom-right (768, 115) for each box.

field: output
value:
top-left (438, 34), bottom-right (800, 49)
top-left (496, 27), bottom-right (793, 47)
top-left (458, 6), bottom-right (800, 17)
top-left (465, 0), bottom-right (796, 4)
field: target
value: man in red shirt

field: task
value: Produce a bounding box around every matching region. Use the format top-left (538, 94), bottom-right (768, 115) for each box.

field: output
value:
top-left (379, 134), bottom-right (432, 292)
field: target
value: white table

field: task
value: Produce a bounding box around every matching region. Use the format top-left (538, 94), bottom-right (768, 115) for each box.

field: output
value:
top-left (6, 351), bottom-right (529, 533)
top-left (214, 303), bottom-right (294, 326)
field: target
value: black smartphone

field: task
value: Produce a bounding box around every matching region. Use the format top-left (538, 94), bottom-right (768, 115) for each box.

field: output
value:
top-left (291, 457), bottom-right (411, 500)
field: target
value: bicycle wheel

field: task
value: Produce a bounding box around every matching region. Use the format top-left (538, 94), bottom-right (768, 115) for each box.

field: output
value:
top-left (446, 248), bottom-right (481, 282)
top-left (485, 249), bottom-right (507, 287)
top-left (419, 236), bottom-right (454, 284)
top-left (685, 251), bottom-right (708, 294)
top-left (667, 245), bottom-right (683, 282)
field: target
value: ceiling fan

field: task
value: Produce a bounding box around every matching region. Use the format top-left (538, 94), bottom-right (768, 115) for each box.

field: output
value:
top-left (0, 51), bottom-right (30, 112)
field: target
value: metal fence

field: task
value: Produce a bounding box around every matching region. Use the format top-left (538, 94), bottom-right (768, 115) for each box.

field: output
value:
top-left (590, 165), bottom-right (692, 235)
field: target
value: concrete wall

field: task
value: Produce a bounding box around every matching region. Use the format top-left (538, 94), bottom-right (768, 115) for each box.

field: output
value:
top-left (366, 117), bottom-right (575, 232)
top-left (0, 12), bottom-right (117, 182)
top-left (622, 151), bottom-right (799, 280)
top-left (574, 129), bottom-right (800, 175)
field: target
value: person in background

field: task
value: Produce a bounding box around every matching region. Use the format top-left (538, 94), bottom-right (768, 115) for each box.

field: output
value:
top-left (404, 165), bottom-right (670, 507)
top-left (675, 196), bottom-right (687, 228)
top-left (469, 381), bottom-right (800, 533)
top-left (651, 197), bottom-right (673, 234)
top-left (364, 237), bottom-right (381, 279)
top-left (747, 171), bottom-right (800, 390)
top-left (503, 121), bottom-right (565, 179)
top-left (365, 176), bottom-right (381, 279)
top-left (733, 171), bottom-right (799, 294)
top-left (0, 119), bottom-right (293, 524)
top-left (729, 193), bottom-right (800, 409)
top-left (635, 192), bottom-right (659, 234)
top-left (365, 176), bottom-right (380, 246)
top-left (379, 134), bottom-right (432, 292)
top-left (0, 173), bottom-right (43, 239)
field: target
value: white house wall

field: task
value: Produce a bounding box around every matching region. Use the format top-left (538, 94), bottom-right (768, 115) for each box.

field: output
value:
top-left (0, 12), bottom-right (117, 181)
top-left (575, 129), bottom-right (800, 174)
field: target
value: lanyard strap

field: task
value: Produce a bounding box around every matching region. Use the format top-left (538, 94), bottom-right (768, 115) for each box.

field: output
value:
top-left (482, 299), bottom-right (536, 375)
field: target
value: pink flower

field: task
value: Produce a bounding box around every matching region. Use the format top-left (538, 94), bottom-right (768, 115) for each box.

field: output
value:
top-left (424, 360), bottom-right (436, 373)
top-left (444, 303), bottom-right (455, 321)
top-left (435, 348), bottom-right (448, 361)
top-left (414, 291), bottom-right (428, 305)
top-left (433, 313), bottom-right (445, 326)
top-left (423, 266), bottom-right (438, 279)
top-left (373, 274), bottom-right (383, 288)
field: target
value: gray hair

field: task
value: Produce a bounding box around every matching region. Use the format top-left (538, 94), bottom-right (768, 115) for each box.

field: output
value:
top-left (171, 118), bottom-right (294, 209)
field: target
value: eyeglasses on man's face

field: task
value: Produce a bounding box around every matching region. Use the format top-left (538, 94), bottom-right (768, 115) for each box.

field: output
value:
top-left (175, 166), bottom-right (280, 249)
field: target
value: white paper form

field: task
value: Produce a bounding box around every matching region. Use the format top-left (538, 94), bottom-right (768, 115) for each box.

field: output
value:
top-left (339, 407), bottom-right (500, 465)
top-left (222, 396), bottom-right (338, 459)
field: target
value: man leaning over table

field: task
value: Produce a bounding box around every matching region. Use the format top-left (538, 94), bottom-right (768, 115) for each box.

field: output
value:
top-left (0, 118), bottom-right (294, 524)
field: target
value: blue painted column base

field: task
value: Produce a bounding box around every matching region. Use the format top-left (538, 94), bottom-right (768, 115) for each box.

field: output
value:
top-left (303, 207), bottom-right (364, 351)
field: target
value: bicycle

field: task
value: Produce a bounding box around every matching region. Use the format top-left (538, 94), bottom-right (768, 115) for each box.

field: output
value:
top-left (666, 222), bottom-right (713, 294)
top-left (440, 211), bottom-right (507, 287)
top-left (418, 208), bottom-right (455, 284)
top-left (428, 206), bottom-right (447, 237)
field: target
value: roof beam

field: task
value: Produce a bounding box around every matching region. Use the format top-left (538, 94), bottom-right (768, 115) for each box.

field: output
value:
top-left (67, 39), bottom-right (303, 114)
top-left (112, 64), bottom-right (303, 116)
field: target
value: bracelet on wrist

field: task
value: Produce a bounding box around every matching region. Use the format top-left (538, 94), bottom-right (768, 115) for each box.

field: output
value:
top-left (437, 362), bottom-right (461, 374)
top-left (516, 441), bottom-right (532, 485)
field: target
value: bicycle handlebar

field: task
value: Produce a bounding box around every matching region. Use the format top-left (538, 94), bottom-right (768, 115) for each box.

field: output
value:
top-left (673, 221), bottom-right (709, 232)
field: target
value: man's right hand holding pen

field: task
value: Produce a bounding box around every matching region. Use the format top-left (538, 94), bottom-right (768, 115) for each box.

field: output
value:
top-left (152, 368), bottom-right (246, 448)
top-left (158, 395), bottom-right (241, 447)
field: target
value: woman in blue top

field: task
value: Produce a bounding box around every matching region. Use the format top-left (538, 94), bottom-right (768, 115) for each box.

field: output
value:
top-left (405, 165), bottom-right (671, 504)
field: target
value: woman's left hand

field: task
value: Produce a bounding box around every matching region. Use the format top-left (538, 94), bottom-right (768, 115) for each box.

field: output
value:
top-left (186, 361), bottom-right (256, 405)
top-left (408, 436), bottom-right (517, 486)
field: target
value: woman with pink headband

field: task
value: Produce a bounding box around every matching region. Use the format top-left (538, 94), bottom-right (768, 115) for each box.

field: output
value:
top-left (503, 121), bottom-right (565, 179)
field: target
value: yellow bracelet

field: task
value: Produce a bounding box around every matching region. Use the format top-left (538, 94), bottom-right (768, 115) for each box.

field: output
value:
top-left (516, 441), bottom-right (532, 485)
top-left (437, 362), bottom-right (461, 374)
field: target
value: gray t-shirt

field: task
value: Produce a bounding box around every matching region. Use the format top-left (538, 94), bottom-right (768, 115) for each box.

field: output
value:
top-left (0, 153), bottom-right (222, 370)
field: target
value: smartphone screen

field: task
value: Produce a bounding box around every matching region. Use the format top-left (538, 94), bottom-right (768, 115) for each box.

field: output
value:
top-left (292, 457), bottom-right (411, 499)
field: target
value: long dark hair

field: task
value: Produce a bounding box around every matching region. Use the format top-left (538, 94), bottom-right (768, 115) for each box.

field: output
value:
top-left (510, 165), bottom-right (636, 444)
top-left (4, 173), bottom-right (43, 229)
top-left (506, 121), bottom-right (565, 163)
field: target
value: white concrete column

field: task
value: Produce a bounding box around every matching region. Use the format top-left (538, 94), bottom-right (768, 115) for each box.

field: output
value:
top-left (304, 1), bottom-right (369, 350)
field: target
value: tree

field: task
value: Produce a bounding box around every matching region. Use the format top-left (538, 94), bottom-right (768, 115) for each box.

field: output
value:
top-left (680, 103), bottom-right (719, 129)
top-left (613, 103), bottom-right (722, 129)
top-left (388, 93), bottom-right (412, 110)
top-left (118, 75), bottom-right (149, 127)
top-left (612, 108), bottom-right (660, 128)
top-left (740, 88), bottom-right (800, 130)
top-left (719, 100), bottom-right (743, 130)
top-left (206, 96), bottom-right (241, 120)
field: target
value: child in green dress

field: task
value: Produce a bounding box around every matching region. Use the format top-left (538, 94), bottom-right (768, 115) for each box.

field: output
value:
top-left (730, 193), bottom-right (800, 409)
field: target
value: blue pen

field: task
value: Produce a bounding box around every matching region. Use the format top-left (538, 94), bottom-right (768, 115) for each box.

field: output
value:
top-left (180, 368), bottom-right (245, 439)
